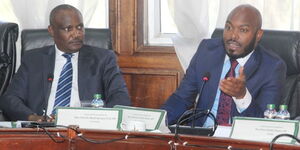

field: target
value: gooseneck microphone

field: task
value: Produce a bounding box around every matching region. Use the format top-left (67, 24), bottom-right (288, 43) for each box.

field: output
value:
top-left (174, 109), bottom-right (218, 137)
top-left (191, 72), bottom-right (210, 128)
top-left (43, 74), bottom-right (53, 121)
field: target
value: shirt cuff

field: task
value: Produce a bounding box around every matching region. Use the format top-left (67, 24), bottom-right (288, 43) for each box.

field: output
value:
top-left (233, 88), bottom-right (252, 113)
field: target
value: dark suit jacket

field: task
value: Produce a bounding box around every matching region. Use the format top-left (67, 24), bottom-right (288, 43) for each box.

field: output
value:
top-left (0, 45), bottom-right (131, 120)
top-left (161, 38), bottom-right (286, 126)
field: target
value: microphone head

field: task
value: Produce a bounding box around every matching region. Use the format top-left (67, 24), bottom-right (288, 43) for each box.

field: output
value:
top-left (47, 74), bottom-right (53, 82)
top-left (202, 72), bottom-right (210, 81)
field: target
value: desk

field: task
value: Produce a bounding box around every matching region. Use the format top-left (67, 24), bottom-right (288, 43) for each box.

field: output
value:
top-left (0, 128), bottom-right (299, 150)
top-left (0, 128), bottom-right (68, 150)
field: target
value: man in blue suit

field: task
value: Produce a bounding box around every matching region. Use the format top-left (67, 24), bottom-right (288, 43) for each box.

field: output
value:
top-left (0, 4), bottom-right (131, 121)
top-left (162, 4), bottom-right (286, 127)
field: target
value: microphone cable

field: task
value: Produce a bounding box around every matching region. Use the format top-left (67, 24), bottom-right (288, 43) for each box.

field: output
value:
top-left (173, 110), bottom-right (260, 150)
top-left (28, 123), bottom-right (170, 145)
top-left (28, 123), bottom-right (267, 150)
top-left (174, 109), bottom-right (218, 142)
top-left (269, 133), bottom-right (300, 150)
top-left (39, 126), bottom-right (66, 143)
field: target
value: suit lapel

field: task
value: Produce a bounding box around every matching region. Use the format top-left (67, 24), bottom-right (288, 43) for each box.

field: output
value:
top-left (200, 39), bottom-right (226, 110)
top-left (78, 46), bottom-right (93, 100)
top-left (208, 48), bottom-right (226, 109)
top-left (42, 46), bottom-right (55, 104)
top-left (243, 46), bottom-right (262, 80)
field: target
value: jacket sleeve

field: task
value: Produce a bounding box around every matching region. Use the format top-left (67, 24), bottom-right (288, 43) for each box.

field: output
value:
top-left (161, 43), bottom-right (204, 125)
top-left (102, 51), bottom-right (131, 107)
top-left (236, 59), bottom-right (287, 118)
top-left (0, 55), bottom-right (36, 121)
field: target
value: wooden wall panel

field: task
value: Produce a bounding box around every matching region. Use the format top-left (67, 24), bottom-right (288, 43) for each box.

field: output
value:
top-left (110, 0), bottom-right (184, 109)
top-left (122, 68), bottom-right (180, 108)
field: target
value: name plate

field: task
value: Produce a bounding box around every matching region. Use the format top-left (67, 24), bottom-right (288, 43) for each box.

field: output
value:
top-left (230, 117), bottom-right (299, 144)
top-left (0, 121), bottom-right (16, 128)
top-left (114, 105), bottom-right (166, 131)
top-left (56, 107), bottom-right (122, 130)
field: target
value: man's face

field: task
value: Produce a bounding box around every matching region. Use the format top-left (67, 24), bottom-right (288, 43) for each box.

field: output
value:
top-left (223, 12), bottom-right (262, 59)
top-left (48, 10), bottom-right (85, 53)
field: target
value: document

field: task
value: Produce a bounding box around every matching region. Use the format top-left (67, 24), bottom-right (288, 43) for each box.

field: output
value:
top-left (56, 107), bottom-right (122, 130)
top-left (114, 105), bottom-right (169, 132)
top-left (230, 117), bottom-right (299, 144)
top-left (213, 125), bottom-right (232, 138)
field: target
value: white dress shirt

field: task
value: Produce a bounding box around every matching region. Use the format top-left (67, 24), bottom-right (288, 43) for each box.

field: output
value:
top-left (231, 52), bottom-right (253, 112)
top-left (46, 45), bottom-right (81, 115)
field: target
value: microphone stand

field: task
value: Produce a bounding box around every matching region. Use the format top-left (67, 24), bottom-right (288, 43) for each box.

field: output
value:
top-left (43, 74), bottom-right (53, 121)
top-left (174, 109), bottom-right (218, 139)
top-left (191, 73), bottom-right (210, 127)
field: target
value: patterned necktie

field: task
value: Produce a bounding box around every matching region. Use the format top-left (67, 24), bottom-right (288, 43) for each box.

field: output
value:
top-left (216, 59), bottom-right (238, 125)
top-left (52, 53), bottom-right (73, 114)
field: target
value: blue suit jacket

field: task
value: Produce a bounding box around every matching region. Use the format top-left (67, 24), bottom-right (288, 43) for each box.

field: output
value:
top-left (0, 45), bottom-right (131, 120)
top-left (162, 38), bottom-right (286, 126)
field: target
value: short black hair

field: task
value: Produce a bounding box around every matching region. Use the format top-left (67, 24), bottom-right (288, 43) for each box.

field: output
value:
top-left (49, 4), bottom-right (82, 25)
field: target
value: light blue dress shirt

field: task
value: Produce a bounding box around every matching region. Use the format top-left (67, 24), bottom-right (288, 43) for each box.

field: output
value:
top-left (203, 52), bottom-right (254, 127)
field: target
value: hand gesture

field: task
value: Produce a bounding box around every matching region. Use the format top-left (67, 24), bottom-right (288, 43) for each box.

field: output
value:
top-left (219, 67), bottom-right (246, 99)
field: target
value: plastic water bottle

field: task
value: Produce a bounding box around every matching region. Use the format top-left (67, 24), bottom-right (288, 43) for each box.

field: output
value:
top-left (276, 105), bottom-right (290, 120)
top-left (91, 94), bottom-right (104, 108)
top-left (264, 104), bottom-right (277, 119)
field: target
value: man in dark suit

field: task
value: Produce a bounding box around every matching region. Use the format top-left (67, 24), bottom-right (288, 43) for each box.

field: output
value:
top-left (0, 4), bottom-right (131, 121)
top-left (162, 4), bottom-right (286, 126)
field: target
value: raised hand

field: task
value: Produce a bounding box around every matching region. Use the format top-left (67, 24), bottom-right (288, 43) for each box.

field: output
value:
top-left (219, 67), bottom-right (246, 99)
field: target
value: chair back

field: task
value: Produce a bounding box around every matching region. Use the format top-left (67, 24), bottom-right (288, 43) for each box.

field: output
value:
top-left (21, 28), bottom-right (112, 55)
top-left (0, 23), bottom-right (18, 96)
top-left (0, 22), bottom-right (18, 121)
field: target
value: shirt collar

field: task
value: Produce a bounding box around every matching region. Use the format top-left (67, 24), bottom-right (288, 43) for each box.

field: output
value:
top-left (54, 45), bottom-right (79, 58)
top-left (225, 50), bottom-right (255, 66)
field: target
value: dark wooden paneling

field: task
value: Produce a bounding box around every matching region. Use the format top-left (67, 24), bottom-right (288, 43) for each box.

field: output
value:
top-left (122, 68), bottom-right (180, 108)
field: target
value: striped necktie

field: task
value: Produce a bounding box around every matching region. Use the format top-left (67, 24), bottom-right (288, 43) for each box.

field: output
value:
top-left (52, 53), bottom-right (73, 114)
top-left (216, 59), bottom-right (238, 125)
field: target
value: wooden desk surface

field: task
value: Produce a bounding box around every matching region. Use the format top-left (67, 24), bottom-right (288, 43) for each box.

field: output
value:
top-left (0, 128), bottom-right (68, 150)
top-left (0, 128), bottom-right (299, 150)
